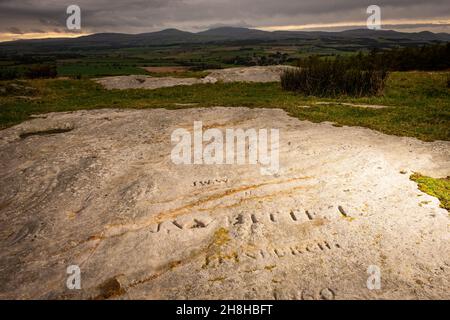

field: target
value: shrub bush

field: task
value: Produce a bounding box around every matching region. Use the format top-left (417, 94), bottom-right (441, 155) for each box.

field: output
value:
top-left (281, 56), bottom-right (388, 97)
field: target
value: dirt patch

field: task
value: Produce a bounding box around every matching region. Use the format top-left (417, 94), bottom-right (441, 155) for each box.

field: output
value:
top-left (93, 277), bottom-right (127, 300)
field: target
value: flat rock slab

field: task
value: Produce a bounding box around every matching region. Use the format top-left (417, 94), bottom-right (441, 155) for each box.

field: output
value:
top-left (95, 66), bottom-right (294, 90)
top-left (0, 107), bottom-right (449, 299)
top-left (203, 65), bottom-right (295, 83)
top-left (94, 75), bottom-right (206, 90)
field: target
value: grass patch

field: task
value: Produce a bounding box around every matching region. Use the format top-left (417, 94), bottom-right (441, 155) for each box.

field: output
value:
top-left (57, 62), bottom-right (149, 78)
top-left (410, 173), bottom-right (450, 211)
top-left (0, 71), bottom-right (449, 141)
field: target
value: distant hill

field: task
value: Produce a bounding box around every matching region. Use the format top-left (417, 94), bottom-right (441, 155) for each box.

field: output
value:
top-left (1, 27), bottom-right (449, 53)
top-left (198, 27), bottom-right (276, 40)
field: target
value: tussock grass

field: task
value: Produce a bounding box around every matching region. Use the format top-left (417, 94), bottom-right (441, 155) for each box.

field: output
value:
top-left (281, 56), bottom-right (388, 97)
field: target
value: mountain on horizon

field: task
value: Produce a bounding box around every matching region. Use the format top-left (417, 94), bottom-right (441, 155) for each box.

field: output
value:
top-left (1, 26), bottom-right (449, 52)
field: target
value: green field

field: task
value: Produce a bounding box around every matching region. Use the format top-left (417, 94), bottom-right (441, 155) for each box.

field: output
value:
top-left (0, 43), bottom-right (351, 79)
top-left (1, 71), bottom-right (449, 142)
top-left (53, 45), bottom-right (296, 77)
top-left (57, 62), bottom-right (149, 77)
top-left (411, 173), bottom-right (450, 211)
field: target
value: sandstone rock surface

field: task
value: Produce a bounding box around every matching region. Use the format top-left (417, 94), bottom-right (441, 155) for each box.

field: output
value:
top-left (0, 107), bottom-right (449, 299)
top-left (95, 66), bottom-right (293, 90)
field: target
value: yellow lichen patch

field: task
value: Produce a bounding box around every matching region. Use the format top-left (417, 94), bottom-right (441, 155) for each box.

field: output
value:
top-left (208, 277), bottom-right (226, 282)
top-left (264, 265), bottom-right (277, 271)
top-left (67, 211), bottom-right (76, 220)
top-left (272, 279), bottom-right (281, 283)
top-left (203, 228), bottom-right (240, 268)
top-left (212, 227), bottom-right (231, 247)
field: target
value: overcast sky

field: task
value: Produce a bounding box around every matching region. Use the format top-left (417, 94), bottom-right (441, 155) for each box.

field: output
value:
top-left (1, 0), bottom-right (449, 41)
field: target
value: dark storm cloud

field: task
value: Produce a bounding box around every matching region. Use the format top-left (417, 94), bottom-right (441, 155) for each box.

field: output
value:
top-left (0, 0), bottom-right (449, 34)
top-left (6, 27), bottom-right (23, 34)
